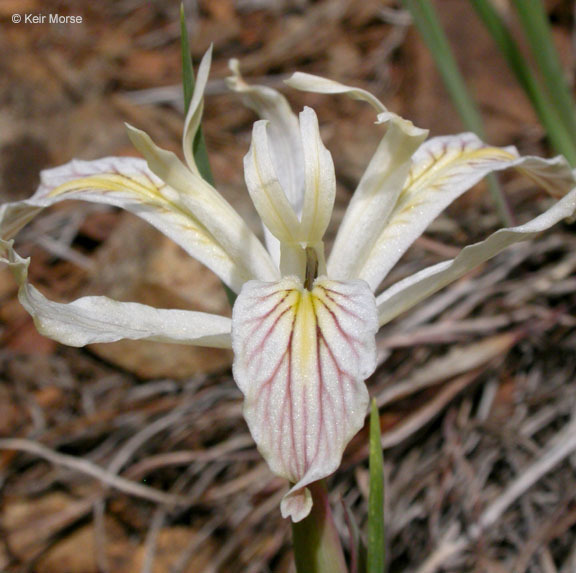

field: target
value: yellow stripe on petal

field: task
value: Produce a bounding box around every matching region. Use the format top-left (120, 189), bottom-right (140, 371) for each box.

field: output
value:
top-left (50, 173), bottom-right (166, 202)
top-left (232, 276), bottom-right (378, 522)
top-left (403, 138), bottom-right (517, 200)
top-left (0, 157), bottom-right (274, 293)
top-left (356, 134), bottom-right (522, 291)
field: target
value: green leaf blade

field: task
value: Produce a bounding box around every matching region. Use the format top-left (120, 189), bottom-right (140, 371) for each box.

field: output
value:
top-left (513, 0), bottom-right (576, 147)
top-left (402, 0), bottom-right (513, 225)
top-left (471, 0), bottom-right (576, 165)
top-left (180, 3), bottom-right (194, 115)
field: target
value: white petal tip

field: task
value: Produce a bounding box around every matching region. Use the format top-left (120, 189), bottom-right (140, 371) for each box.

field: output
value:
top-left (226, 59), bottom-right (246, 91)
top-left (228, 58), bottom-right (240, 74)
top-left (281, 487), bottom-right (312, 522)
top-left (376, 112), bottom-right (428, 137)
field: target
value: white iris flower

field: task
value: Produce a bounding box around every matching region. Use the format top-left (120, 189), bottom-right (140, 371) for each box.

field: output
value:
top-left (2, 48), bottom-right (576, 522)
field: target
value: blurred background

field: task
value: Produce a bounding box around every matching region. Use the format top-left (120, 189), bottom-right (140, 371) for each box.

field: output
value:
top-left (1, 0), bottom-right (576, 571)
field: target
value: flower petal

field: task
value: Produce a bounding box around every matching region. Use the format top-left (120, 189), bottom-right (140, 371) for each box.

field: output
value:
top-left (285, 72), bottom-right (387, 113)
top-left (182, 45), bottom-right (213, 175)
top-left (328, 115), bottom-right (428, 280)
top-left (228, 60), bottom-right (306, 266)
top-left (298, 107), bottom-right (337, 244)
top-left (356, 133), bottom-right (576, 291)
top-left (127, 125), bottom-right (280, 290)
top-left (514, 155), bottom-right (576, 199)
top-left (243, 120), bottom-right (301, 243)
top-left (232, 277), bottom-right (378, 522)
top-left (227, 60), bottom-right (305, 215)
top-left (376, 187), bottom-right (576, 326)
top-left (0, 155), bottom-right (277, 294)
top-left (1, 239), bottom-right (232, 348)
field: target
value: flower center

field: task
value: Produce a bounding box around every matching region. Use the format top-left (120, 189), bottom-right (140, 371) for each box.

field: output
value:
top-left (304, 246), bottom-right (318, 290)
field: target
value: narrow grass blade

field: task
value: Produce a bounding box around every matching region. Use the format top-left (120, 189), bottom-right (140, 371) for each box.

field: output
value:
top-left (180, 3), bottom-right (194, 115)
top-left (471, 0), bottom-right (576, 165)
top-left (513, 0), bottom-right (576, 146)
top-left (367, 399), bottom-right (385, 573)
top-left (403, 0), bottom-right (484, 134)
top-left (180, 5), bottom-right (236, 305)
top-left (402, 0), bottom-right (512, 225)
top-left (179, 4), bottom-right (214, 186)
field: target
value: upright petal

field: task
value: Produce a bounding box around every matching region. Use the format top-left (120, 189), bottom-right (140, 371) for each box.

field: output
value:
top-left (182, 45), bottom-right (213, 175)
top-left (376, 187), bottom-right (576, 325)
top-left (232, 277), bottom-right (378, 522)
top-left (127, 126), bottom-right (280, 290)
top-left (356, 134), bottom-right (576, 291)
top-left (227, 60), bottom-right (305, 215)
top-left (328, 115), bottom-right (428, 280)
top-left (1, 239), bottom-right (232, 348)
top-left (298, 107), bottom-right (337, 244)
top-left (244, 120), bottom-right (301, 243)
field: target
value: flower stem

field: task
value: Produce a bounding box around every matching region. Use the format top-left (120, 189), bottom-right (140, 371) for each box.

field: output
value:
top-left (291, 481), bottom-right (348, 573)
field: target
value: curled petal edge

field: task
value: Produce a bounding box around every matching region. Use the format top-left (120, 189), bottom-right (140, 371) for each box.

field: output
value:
top-left (285, 72), bottom-right (388, 114)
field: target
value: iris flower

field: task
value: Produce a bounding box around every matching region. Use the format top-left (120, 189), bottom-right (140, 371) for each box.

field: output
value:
top-left (2, 48), bottom-right (576, 522)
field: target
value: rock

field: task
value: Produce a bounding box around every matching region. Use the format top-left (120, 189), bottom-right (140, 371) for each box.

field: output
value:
top-left (86, 213), bottom-right (232, 379)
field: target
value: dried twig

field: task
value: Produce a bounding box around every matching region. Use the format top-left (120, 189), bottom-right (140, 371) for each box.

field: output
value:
top-left (0, 438), bottom-right (188, 506)
top-left (415, 412), bottom-right (576, 572)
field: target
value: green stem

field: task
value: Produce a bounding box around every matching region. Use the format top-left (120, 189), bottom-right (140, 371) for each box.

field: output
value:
top-left (292, 481), bottom-right (348, 573)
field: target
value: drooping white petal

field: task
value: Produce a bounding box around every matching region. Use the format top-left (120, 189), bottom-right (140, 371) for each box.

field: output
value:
top-left (328, 115), bottom-right (428, 280)
top-left (298, 107), bottom-right (337, 244)
top-left (356, 133), bottom-right (576, 291)
top-left (244, 120), bottom-right (301, 243)
top-left (227, 60), bottom-right (305, 215)
top-left (285, 72), bottom-right (388, 114)
top-left (182, 45), bottom-right (213, 175)
top-left (376, 187), bottom-right (576, 326)
top-left (514, 155), bottom-right (576, 198)
top-left (127, 126), bottom-right (280, 290)
top-left (1, 239), bottom-right (232, 348)
top-left (0, 155), bottom-right (277, 294)
top-left (232, 276), bottom-right (378, 522)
